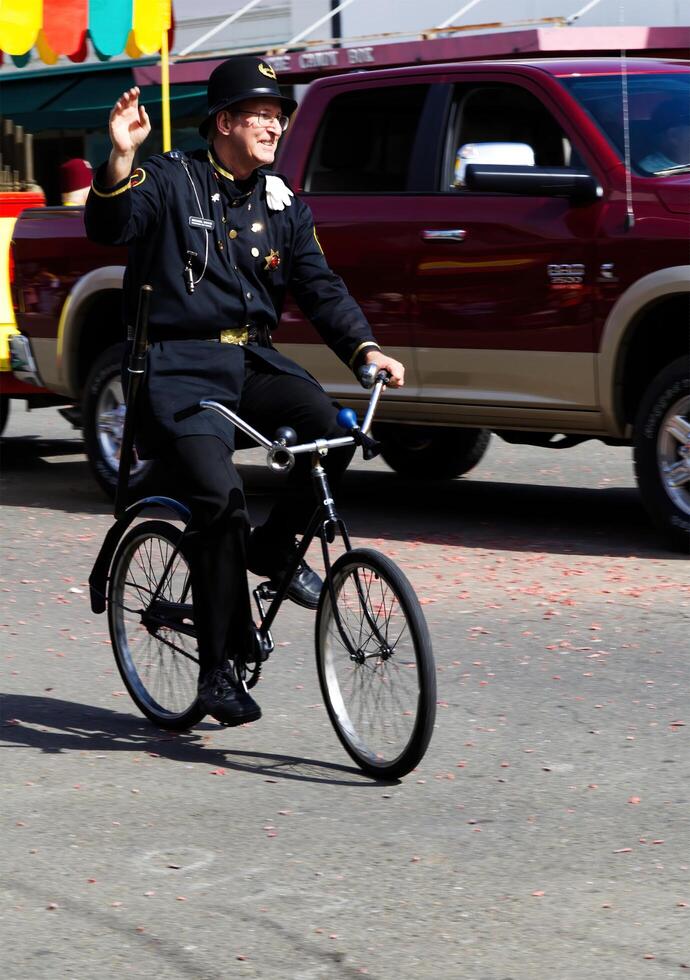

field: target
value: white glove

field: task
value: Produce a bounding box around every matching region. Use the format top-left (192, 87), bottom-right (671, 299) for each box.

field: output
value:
top-left (265, 174), bottom-right (294, 211)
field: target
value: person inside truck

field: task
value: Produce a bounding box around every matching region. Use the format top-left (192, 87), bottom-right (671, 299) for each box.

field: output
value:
top-left (84, 56), bottom-right (404, 728)
top-left (638, 98), bottom-right (690, 174)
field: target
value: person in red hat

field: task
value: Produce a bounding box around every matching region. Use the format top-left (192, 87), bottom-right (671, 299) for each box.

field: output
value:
top-left (60, 158), bottom-right (93, 206)
top-left (85, 56), bottom-right (404, 728)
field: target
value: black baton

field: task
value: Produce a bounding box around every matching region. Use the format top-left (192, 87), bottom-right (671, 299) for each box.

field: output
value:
top-left (114, 284), bottom-right (152, 518)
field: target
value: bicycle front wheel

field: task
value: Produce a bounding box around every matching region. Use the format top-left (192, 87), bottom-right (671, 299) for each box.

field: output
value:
top-left (107, 519), bottom-right (204, 730)
top-left (315, 548), bottom-right (436, 779)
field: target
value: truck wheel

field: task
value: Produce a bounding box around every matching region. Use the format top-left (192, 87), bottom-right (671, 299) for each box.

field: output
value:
top-left (0, 396), bottom-right (9, 436)
top-left (376, 424), bottom-right (491, 480)
top-left (633, 356), bottom-right (690, 551)
top-left (82, 344), bottom-right (157, 500)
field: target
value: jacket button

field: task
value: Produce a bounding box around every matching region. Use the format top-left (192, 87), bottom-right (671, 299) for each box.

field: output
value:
top-left (228, 229), bottom-right (238, 239)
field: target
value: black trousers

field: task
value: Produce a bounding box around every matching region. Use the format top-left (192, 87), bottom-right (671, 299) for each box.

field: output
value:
top-left (164, 353), bottom-right (354, 676)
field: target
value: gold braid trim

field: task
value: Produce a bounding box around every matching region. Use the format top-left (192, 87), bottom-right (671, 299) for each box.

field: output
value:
top-left (207, 150), bottom-right (234, 181)
top-left (90, 178), bottom-right (132, 199)
top-left (348, 341), bottom-right (380, 369)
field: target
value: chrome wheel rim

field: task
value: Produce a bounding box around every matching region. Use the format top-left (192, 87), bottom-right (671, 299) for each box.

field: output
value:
top-left (111, 530), bottom-right (199, 718)
top-left (95, 376), bottom-right (147, 477)
top-left (320, 563), bottom-right (421, 769)
top-left (657, 393), bottom-right (690, 515)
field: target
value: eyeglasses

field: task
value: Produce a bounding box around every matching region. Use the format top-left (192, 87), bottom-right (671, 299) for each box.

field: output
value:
top-left (233, 109), bottom-right (289, 133)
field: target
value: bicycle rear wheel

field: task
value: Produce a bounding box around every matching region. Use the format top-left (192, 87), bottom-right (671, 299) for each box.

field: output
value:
top-left (315, 548), bottom-right (436, 779)
top-left (107, 519), bottom-right (204, 730)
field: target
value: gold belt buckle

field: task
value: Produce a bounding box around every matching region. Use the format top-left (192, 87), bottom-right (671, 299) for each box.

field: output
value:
top-left (220, 326), bottom-right (249, 345)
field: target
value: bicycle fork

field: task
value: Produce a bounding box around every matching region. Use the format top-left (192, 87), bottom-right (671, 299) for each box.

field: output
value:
top-left (250, 453), bottom-right (390, 665)
top-left (313, 458), bottom-right (392, 664)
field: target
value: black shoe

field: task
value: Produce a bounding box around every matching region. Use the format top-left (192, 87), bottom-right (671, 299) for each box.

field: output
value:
top-left (197, 663), bottom-right (261, 727)
top-left (281, 560), bottom-right (322, 610)
top-left (247, 528), bottom-right (323, 611)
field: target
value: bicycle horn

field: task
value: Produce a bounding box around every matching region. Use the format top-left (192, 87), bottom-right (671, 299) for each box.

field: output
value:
top-left (267, 425), bottom-right (297, 472)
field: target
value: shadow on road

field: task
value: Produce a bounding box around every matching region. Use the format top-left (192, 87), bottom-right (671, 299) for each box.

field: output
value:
top-left (0, 693), bottom-right (394, 787)
top-left (1, 434), bottom-right (113, 515)
top-left (246, 464), bottom-right (679, 561)
top-left (1, 432), bottom-right (682, 559)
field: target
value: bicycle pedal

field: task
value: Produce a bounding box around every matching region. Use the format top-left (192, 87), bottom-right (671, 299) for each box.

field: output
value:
top-left (243, 642), bottom-right (272, 667)
top-left (256, 581), bottom-right (277, 601)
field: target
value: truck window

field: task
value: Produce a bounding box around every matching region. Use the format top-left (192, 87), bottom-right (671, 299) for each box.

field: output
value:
top-left (304, 85), bottom-right (428, 193)
top-left (444, 84), bottom-right (575, 190)
top-left (560, 72), bottom-right (690, 176)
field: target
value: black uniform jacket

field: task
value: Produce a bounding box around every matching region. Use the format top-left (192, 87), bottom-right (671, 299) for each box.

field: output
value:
top-left (85, 147), bottom-right (379, 454)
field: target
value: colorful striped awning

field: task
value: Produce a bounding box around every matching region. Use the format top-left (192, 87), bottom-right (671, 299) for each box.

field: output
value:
top-left (0, 0), bottom-right (173, 65)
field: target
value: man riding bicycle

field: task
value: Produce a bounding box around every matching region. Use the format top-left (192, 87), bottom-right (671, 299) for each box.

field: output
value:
top-left (85, 56), bottom-right (404, 728)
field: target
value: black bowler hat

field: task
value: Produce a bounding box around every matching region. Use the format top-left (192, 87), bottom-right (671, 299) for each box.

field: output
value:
top-left (199, 55), bottom-right (298, 138)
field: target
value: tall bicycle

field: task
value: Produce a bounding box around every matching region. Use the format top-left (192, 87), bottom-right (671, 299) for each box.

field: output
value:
top-left (89, 365), bottom-right (436, 780)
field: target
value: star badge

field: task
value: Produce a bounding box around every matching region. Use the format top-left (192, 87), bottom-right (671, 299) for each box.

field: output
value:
top-left (264, 249), bottom-right (281, 271)
top-left (211, 192), bottom-right (220, 202)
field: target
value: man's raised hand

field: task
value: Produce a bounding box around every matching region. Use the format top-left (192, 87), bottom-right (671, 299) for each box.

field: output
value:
top-left (105, 87), bottom-right (151, 186)
top-left (110, 86), bottom-right (151, 156)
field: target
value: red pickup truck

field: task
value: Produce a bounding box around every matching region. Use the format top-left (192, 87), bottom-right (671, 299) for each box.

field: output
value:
top-left (10, 57), bottom-right (690, 549)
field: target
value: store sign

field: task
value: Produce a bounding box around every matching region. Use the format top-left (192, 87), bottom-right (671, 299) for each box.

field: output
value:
top-left (268, 46), bottom-right (377, 75)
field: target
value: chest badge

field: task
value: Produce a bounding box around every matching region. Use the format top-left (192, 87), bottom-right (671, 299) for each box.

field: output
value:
top-left (264, 248), bottom-right (281, 271)
top-left (251, 222), bottom-right (263, 233)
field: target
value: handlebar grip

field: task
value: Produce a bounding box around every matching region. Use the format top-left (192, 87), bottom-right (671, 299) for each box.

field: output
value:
top-left (173, 403), bottom-right (204, 423)
top-left (357, 363), bottom-right (378, 389)
top-left (357, 364), bottom-right (392, 389)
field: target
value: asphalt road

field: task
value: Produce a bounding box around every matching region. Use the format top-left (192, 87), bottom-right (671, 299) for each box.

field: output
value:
top-left (1, 406), bottom-right (688, 980)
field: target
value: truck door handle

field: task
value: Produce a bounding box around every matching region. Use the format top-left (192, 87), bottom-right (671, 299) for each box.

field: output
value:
top-left (421, 229), bottom-right (467, 242)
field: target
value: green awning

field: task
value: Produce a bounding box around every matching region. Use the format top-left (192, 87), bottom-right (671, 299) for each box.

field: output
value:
top-left (0, 65), bottom-right (206, 132)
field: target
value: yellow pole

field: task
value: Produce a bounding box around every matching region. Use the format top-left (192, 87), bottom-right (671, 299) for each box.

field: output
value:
top-left (160, 25), bottom-right (171, 152)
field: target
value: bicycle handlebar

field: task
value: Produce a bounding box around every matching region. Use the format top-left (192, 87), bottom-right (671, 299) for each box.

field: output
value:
top-left (172, 364), bottom-right (391, 473)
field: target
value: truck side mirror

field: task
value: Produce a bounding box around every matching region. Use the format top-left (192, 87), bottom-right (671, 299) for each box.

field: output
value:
top-left (464, 163), bottom-right (603, 204)
top-left (454, 142), bottom-right (535, 187)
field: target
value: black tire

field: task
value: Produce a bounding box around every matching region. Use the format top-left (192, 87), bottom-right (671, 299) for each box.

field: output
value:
top-left (375, 423), bottom-right (491, 480)
top-left (82, 343), bottom-right (157, 500)
top-left (315, 548), bottom-right (436, 780)
top-left (633, 356), bottom-right (690, 551)
top-left (108, 520), bottom-right (204, 730)
top-left (0, 396), bottom-right (8, 436)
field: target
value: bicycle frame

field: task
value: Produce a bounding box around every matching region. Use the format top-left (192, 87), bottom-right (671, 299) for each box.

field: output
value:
top-left (250, 454), bottom-right (354, 660)
top-left (192, 375), bottom-right (392, 664)
top-left (251, 450), bottom-right (396, 669)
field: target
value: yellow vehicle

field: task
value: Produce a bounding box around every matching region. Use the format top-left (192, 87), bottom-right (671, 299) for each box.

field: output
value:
top-left (0, 189), bottom-right (49, 432)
